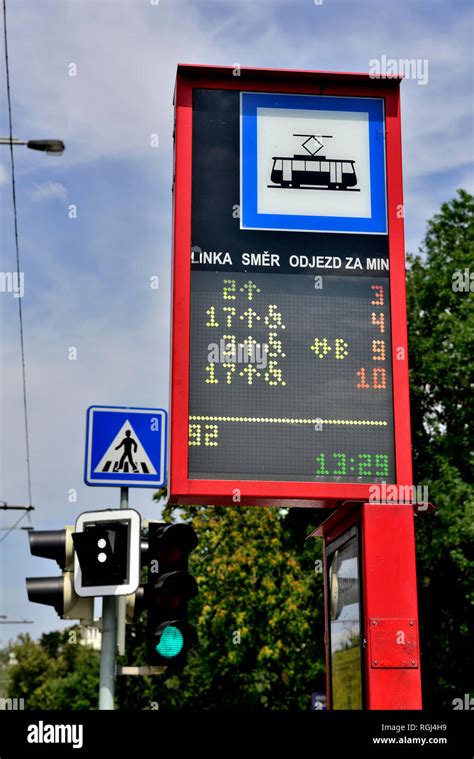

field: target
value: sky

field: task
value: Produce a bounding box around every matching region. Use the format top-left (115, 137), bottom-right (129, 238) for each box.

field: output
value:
top-left (0, 0), bottom-right (473, 645)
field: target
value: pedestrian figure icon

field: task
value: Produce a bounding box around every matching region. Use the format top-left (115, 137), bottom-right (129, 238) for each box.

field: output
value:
top-left (114, 430), bottom-right (139, 472)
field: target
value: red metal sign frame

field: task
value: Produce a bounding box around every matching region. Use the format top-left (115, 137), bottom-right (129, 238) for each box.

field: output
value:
top-left (169, 64), bottom-right (412, 506)
top-left (318, 503), bottom-right (422, 710)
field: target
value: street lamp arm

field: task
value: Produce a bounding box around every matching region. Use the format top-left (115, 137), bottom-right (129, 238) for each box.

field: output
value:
top-left (0, 137), bottom-right (65, 154)
top-left (0, 137), bottom-right (27, 145)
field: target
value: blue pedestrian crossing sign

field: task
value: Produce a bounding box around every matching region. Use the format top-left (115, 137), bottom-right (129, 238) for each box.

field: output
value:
top-left (84, 406), bottom-right (167, 488)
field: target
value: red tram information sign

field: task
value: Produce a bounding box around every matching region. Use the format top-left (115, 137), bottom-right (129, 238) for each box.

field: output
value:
top-left (169, 64), bottom-right (412, 506)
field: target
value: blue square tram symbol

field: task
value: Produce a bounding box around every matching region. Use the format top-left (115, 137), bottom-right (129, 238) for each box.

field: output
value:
top-left (85, 406), bottom-right (167, 487)
top-left (240, 92), bottom-right (387, 234)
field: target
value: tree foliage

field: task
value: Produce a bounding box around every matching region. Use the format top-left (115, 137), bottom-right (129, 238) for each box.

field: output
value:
top-left (406, 189), bottom-right (473, 707)
top-left (117, 504), bottom-right (325, 710)
top-left (6, 630), bottom-right (100, 710)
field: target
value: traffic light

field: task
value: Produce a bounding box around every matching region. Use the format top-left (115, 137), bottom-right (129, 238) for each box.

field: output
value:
top-left (26, 528), bottom-right (93, 622)
top-left (145, 522), bottom-right (198, 666)
top-left (73, 509), bottom-right (141, 597)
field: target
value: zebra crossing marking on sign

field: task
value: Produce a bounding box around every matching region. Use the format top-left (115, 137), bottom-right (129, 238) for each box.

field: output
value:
top-left (84, 406), bottom-right (167, 488)
top-left (93, 420), bottom-right (158, 476)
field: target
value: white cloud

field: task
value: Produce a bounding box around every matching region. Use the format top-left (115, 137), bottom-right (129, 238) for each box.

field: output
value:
top-left (29, 180), bottom-right (68, 201)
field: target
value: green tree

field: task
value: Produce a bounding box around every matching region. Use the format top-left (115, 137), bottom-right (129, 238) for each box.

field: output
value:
top-left (7, 629), bottom-right (100, 710)
top-left (406, 189), bottom-right (473, 707)
top-left (118, 504), bottom-right (325, 710)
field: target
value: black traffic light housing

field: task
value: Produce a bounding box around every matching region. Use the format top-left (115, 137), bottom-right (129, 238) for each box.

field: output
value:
top-left (28, 529), bottom-right (68, 568)
top-left (26, 528), bottom-right (93, 621)
top-left (145, 522), bottom-right (198, 666)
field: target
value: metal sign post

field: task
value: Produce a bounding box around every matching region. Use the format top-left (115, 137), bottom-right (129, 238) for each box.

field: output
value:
top-left (83, 406), bottom-right (168, 706)
top-left (99, 488), bottom-right (130, 709)
top-left (98, 596), bottom-right (118, 710)
top-left (116, 487), bottom-right (129, 657)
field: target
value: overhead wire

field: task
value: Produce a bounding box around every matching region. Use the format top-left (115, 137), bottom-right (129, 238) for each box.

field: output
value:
top-left (0, 509), bottom-right (30, 543)
top-left (2, 0), bottom-right (34, 520)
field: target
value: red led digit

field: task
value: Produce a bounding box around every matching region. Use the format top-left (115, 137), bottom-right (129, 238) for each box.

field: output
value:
top-left (371, 284), bottom-right (384, 306)
top-left (373, 368), bottom-right (387, 389)
top-left (371, 312), bottom-right (385, 334)
top-left (371, 339), bottom-right (386, 361)
top-left (356, 368), bottom-right (370, 389)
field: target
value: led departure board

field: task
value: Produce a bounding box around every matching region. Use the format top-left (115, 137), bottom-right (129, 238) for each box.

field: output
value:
top-left (169, 66), bottom-right (411, 505)
top-left (189, 269), bottom-right (394, 483)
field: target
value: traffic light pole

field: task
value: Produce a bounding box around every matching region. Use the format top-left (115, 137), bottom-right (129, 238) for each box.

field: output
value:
top-left (98, 487), bottom-right (128, 709)
top-left (98, 595), bottom-right (118, 710)
top-left (116, 487), bottom-right (128, 656)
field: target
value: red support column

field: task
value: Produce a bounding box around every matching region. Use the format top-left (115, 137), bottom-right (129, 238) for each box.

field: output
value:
top-left (361, 503), bottom-right (422, 709)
